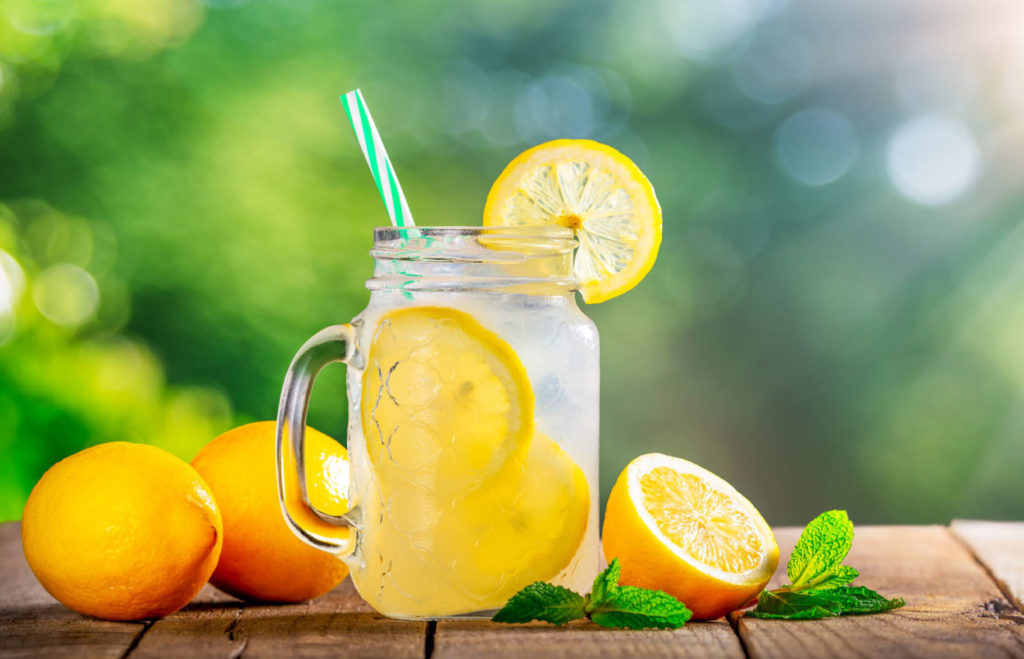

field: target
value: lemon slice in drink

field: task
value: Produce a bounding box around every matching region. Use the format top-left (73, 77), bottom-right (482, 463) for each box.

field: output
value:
top-left (361, 306), bottom-right (534, 487)
top-left (442, 433), bottom-right (589, 608)
top-left (370, 433), bottom-right (589, 616)
top-left (483, 139), bottom-right (662, 303)
top-left (602, 453), bottom-right (778, 620)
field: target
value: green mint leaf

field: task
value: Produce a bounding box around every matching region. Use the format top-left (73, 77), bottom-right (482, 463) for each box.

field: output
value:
top-left (787, 510), bottom-right (854, 590)
top-left (587, 585), bottom-right (692, 630)
top-left (750, 509), bottom-right (905, 621)
top-left (590, 558), bottom-right (621, 604)
top-left (747, 589), bottom-right (844, 620)
top-left (748, 586), bottom-right (905, 620)
top-left (809, 586), bottom-right (905, 615)
top-left (810, 565), bottom-right (859, 590)
top-left (492, 582), bottom-right (587, 625)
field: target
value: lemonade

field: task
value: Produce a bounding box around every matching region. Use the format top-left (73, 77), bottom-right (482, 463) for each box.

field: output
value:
top-left (277, 226), bottom-right (600, 618)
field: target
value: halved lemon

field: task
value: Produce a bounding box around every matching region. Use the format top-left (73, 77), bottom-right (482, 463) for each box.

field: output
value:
top-left (483, 139), bottom-right (662, 304)
top-left (602, 453), bottom-right (778, 620)
top-left (361, 306), bottom-right (534, 490)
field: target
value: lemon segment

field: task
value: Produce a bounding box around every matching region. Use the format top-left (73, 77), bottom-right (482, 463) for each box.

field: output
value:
top-left (603, 453), bottom-right (779, 620)
top-left (483, 139), bottom-right (662, 304)
top-left (640, 467), bottom-right (765, 574)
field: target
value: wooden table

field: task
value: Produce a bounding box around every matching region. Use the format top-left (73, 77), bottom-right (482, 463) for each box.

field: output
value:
top-left (2, 521), bottom-right (1023, 658)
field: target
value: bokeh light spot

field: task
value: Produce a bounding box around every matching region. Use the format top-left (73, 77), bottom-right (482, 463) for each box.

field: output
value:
top-left (662, 0), bottom-right (761, 62)
top-left (5, 0), bottom-right (76, 36)
top-left (32, 263), bottom-right (100, 328)
top-left (95, 339), bottom-right (163, 398)
top-left (0, 250), bottom-right (25, 345)
top-left (199, 0), bottom-right (246, 7)
top-left (83, 0), bottom-right (205, 60)
top-left (732, 29), bottom-right (813, 104)
top-left (0, 249), bottom-right (26, 315)
top-left (886, 116), bottom-right (980, 206)
top-left (515, 75), bottom-right (596, 141)
top-left (0, 12), bottom-right (52, 62)
top-left (442, 61), bottom-right (490, 137)
top-left (478, 70), bottom-right (532, 147)
top-left (772, 108), bottom-right (858, 186)
top-left (895, 49), bottom-right (977, 112)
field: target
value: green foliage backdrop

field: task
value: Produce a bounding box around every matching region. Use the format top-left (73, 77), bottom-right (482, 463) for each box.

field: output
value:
top-left (2, 0), bottom-right (1022, 523)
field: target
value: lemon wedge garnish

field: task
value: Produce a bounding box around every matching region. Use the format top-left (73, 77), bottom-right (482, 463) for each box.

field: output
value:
top-left (483, 139), bottom-right (662, 303)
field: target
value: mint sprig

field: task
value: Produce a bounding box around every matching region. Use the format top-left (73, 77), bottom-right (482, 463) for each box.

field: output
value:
top-left (786, 510), bottom-right (857, 589)
top-left (493, 558), bottom-right (692, 629)
top-left (492, 582), bottom-right (586, 625)
top-left (587, 584), bottom-right (692, 629)
top-left (748, 510), bottom-right (905, 620)
top-left (750, 586), bottom-right (905, 619)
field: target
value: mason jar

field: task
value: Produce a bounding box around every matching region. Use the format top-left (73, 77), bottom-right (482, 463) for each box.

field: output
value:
top-left (276, 226), bottom-right (600, 619)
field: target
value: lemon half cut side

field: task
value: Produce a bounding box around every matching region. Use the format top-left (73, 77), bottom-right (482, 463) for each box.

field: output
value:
top-left (602, 453), bottom-right (779, 620)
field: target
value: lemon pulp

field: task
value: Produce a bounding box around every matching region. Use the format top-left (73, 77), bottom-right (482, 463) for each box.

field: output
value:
top-left (640, 467), bottom-right (764, 574)
top-left (483, 139), bottom-right (662, 304)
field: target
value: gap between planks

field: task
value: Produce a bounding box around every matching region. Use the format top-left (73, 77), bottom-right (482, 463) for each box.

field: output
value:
top-left (951, 519), bottom-right (1024, 613)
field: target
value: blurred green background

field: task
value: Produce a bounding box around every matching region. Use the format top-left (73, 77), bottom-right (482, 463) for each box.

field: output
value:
top-left (2, 0), bottom-right (1022, 525)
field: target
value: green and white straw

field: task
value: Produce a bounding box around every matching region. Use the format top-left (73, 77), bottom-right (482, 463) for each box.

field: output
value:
top-left (341, 89), bottom-right (415, 228)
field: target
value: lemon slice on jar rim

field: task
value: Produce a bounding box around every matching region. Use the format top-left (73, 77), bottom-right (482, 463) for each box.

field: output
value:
top-left (483, 139), bottom-right (662, 304)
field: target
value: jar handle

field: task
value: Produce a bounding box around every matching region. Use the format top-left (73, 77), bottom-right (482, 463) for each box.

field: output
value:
top-left (275, 324), bottom-right (356, 556)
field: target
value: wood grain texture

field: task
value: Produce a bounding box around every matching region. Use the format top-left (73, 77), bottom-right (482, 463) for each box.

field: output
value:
top-left (6, 520), bottom-right (1024, 658)
top-left (952, 520), bottom-right (1024, 611)
top-left (0, 523), bottom-right (145, 659)
top-left (733, 525), bottom-right (1024, 659)
top-left (432, 619), bottom-right (744, 659)
top-left (131, 578), bottom-right (427, 658)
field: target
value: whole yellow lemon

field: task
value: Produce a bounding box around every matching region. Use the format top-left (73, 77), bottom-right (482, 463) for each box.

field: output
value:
top-left (190, 421), bottom-right (350, 603)
top-left (21, 442), bottom-right (223, 621)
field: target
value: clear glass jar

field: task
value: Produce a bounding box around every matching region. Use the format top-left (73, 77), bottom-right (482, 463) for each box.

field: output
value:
top-left (276, 226), bottom-right (600, 619)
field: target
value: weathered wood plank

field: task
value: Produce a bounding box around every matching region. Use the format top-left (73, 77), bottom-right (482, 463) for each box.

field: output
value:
top-left (733, 526), bottom-right (1024, 658)
top-left (0, 522), bottom-right (146, 659)
top-left (7, 518), bottom-right (1024, 657)
top-left (432, 618), bottom-right (744, 659)
top-left (131, 577), bottom-right (427, 658)
top-left (951, 520), bottom-right (1024, 611)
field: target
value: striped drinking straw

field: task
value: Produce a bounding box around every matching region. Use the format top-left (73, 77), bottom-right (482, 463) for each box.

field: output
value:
top-left (340, 89), bottom-right (415, 228)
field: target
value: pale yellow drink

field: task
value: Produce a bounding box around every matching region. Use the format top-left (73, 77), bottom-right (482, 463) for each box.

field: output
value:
top-left (276, 227), bottom-right (600, 619)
